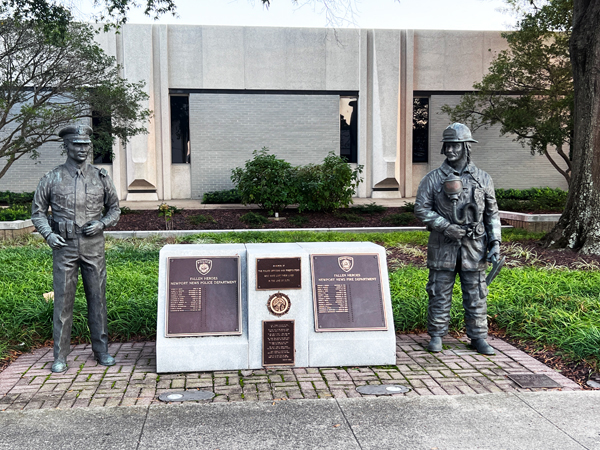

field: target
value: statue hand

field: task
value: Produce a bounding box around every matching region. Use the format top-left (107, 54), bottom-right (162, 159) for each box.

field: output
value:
top-left (82, 220), bottom-right (104, 236)
top-left (47, 233), bottom-right (67, 249)
top-left (444, 224), bottom-right (466, 241)
top-left (487, 241), bottom-right (500, 262)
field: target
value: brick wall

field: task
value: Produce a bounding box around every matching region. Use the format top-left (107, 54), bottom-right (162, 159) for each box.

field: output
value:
top-left (0, 142), bottom-right (65, 193)
top-left (189, 93), bottom-right (340, 199)
top-left (428, 95), bottom-right (569, 190)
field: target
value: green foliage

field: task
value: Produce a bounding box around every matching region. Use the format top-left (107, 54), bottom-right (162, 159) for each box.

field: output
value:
top-left (119, 206), bottom-right (138, 215)
top-left (189, 214), bottom-right (216, 226)
top-left (403, 201), bottom-right (415, 213)
top-left (202, 189), bottom-right (242, 204)
top-left (295, 152), bottom-right (363, 212)
top-left (239, 211), bottom-right (270, 228)
top-left (157, 203), bottom-right (181, 230)
top-left (0, 204), bottom-right (30, 221)
top-left (382, 213), bottom-right (415, 226)
top-left (288, 215), bottom-right (309, 227)
top-left (231, 148), bottom-right (296, 214)
top-left (0, 191), bottom-right (34, 205)
top-left (350, 202), bottom-right (386, 214)
top-left (442, 0), bottom-right (574, 185)
top-left (495, 187), bottom-right (567, 212)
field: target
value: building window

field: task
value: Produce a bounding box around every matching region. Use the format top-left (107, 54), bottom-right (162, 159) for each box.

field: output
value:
top-left (412, 97), bottom-right (429, 163)
top-left (92, 113), bottom-right (113, 164)
top-left (171, 95), bottom-right (190, 164)
top-left (340, 96), bottom-right (358, 163)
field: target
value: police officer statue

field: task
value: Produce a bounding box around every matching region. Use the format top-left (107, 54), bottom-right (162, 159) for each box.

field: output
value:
top-left (414, 123), bottom-right (501, 355)
top-left (31, 125), bottom-right (121, 373)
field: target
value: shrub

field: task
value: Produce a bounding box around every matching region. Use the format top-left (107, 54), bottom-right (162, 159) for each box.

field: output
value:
top-left (189, 214), bottom-right (216, 226)
top-left (295, 152), bottom-right (363, 212)
top-left (120, 206), bottom-right (138, 215)
top-left (0, 191), bottom-right (34, 205)
top-left (351, 202), bottom-right (386, 214)
top-left (231, 148), bottom-right (297, 214)
top-left (202, 189), bottom-right (242, 204)
top-left (288, 215), bottom-right (309, 227)
top-left (495, 187), bottom-right (567, 212)
top-left (334, 211), bottom-right (364, 223)
top-left (239, 211), bottom-right (270, 228)
top-left (383, 213), bottom-right (415, 226)
top-left (403, 201), bottom-right (415, 213)
top-left (0, 204), bottom-right (31, 221)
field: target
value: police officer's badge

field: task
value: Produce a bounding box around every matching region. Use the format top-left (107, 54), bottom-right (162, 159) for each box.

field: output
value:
top-left (338, 256), bottom-right (354, 272)
top-left (196, 259), bottom-right (212, 275)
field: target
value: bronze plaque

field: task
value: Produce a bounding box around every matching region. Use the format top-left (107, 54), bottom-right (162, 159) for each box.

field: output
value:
top-left (256, 257), bottom-right (301, 290)
top-left (166, 256), bottom-right (241, 337)
top-left (262, 320), bottom-right (295, 366)
top-left (267, 292), bottom-right (292, 317)
top-left (311, 254), bottom-right (387, 332)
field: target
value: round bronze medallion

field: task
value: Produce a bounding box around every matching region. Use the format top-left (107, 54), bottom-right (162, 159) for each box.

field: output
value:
top-left (267, 292), bottom-right (291, 317)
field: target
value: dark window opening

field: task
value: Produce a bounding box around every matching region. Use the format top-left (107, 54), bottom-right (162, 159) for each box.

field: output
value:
top-left (92, 113), bottom-right (113, 164)
top-left (340, 96), bottom-right (358, 163)
top-left (412, 97), bottom-right (429, 163)
top-left (171, 96), bottom-right (190, 164)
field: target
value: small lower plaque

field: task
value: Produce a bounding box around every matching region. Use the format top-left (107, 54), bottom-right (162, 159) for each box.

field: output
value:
top-left (507, 374), bottom-right (562, 389)
top-left (262, 320), bottom-right (295, 366)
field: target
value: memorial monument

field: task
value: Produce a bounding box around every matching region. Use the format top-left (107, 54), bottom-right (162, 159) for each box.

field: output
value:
top-left (414, 123), bottom-right (501, 355)
top-left (31, 125), bottom-right (121, 373)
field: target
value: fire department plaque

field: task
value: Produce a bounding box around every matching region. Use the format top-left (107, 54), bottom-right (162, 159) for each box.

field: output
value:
top-left (166, 256), bottom-right (241, 337)
top-left (262, 320), bottom-right (295, 366)
top-left (256, 257), bottom-right (301, 290)
top-left (311, 254), bottom-right (387, 332)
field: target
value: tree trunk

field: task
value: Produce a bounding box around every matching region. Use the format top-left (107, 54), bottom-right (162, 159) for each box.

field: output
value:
top-left (544, 0), bottom-right (600, 255)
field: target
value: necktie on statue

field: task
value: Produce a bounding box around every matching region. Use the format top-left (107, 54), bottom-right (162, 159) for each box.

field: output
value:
top-left (75, 169), bottom-right (86, 227)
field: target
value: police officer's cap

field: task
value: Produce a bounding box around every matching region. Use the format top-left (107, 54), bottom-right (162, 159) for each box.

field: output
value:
top-left (58, 125), bottom-right (93, 144)
top-left (441, 123), bottom-right (478, 143)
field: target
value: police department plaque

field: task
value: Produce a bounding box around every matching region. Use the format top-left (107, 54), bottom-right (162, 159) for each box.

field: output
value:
top-left (166, 256), bottom-right (241, 337)
top-left (262, 320), bottom-right (295, 366)
top-left (256, 257), bottom-right (301, 290)
top-left (311, 254), bottom-right (387, 332)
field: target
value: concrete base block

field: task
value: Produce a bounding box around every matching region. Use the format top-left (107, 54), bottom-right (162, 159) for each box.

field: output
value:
top-left (0, 219), bottom-right (35, 240)
top-left (156, 244), bottom-right (248, 373)
top-left (371, 191), bottom-right (401, 199)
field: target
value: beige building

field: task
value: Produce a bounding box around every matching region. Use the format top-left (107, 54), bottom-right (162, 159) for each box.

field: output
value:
top-left (0, 25), bottom-right (568, 199)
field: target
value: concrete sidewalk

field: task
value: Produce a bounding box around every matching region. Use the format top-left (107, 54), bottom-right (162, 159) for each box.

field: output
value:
top-left (119, 197), bottom-right (417, 210)
top-left (0, 391), bottom-right (598, 449)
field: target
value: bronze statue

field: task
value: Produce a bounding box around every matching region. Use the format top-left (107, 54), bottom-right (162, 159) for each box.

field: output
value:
top-left (31, 125), bottom-right (120, 373)
top-left (414, 123), bottom-right (501, 355)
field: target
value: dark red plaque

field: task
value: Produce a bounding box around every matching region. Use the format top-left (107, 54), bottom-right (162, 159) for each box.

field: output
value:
top-left (262, 320), bottom-right (295, 366)
top-left (311, 254), bottom-right (387, 332)
top-left (256, 257), bottom-right (301, 290)
top-left (166, 256), bottom-right (241, 337)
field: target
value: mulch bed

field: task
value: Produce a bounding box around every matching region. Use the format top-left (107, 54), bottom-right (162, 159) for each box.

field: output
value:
top-left (112, 207), bottom-right (422, 231)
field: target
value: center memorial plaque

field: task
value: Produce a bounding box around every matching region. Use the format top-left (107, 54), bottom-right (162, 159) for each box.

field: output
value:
top-left (262, 320), bottom-right (295, 366)
top-left (311, 254), bottom-right (387, 332)
top-left (256, 257), bottom-right (301, 290)
top-left (166, 256), bottom-right (241, 337)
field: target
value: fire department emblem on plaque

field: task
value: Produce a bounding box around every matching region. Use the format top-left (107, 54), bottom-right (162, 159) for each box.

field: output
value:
top-left (338, 256), bottom-right (354, 272)
top-left (196, 259), bottom-right (212, 275)
top-left (267, 293), bottom-right (291, 317)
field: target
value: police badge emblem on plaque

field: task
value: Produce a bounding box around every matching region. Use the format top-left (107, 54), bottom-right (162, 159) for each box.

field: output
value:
top-left (338, 256), bottom-right (354, 272)
top-left (196, 259), bottom-right (212, 275)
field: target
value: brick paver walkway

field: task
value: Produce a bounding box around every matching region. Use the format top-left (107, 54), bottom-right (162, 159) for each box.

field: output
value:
top-left (0, 334), bottom-right (580, 411)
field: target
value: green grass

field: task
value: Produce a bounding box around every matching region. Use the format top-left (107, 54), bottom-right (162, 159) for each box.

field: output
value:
top-left (1, 228), bottom-right (597, 369)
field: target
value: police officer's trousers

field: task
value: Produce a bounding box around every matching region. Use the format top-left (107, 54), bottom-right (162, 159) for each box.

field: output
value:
top-left (52, 231), bottom-right (109, 362)
top-left (425, 267), bottom-right (489, 340)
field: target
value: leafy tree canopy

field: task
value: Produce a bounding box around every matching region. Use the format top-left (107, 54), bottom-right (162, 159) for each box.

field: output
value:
top-left (442, 0), bottom-right (574, 185)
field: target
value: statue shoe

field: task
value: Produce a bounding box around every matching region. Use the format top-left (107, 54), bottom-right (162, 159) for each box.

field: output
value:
top-left (427, 336), bottom-right (443, 352)
top-left (51, 360), bottom-right (68, 373)
top-left (471, 338), bottom-right (496, 355)
top-left (94, 352), bottom-right (116, 366)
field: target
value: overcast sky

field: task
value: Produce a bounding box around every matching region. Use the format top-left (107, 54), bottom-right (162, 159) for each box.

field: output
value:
top-left (76, 0), bottom-right (518, 30)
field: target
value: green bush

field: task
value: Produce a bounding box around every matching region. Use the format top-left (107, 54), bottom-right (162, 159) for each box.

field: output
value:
top-left (231, 148), bottom-right (297, 214)
top-left (295, 152), bottom-right (363, 212)
top-left (0, 191), bottom-right (34, 205)
top-left (239, 211), bottom-right (270, 228)
top-left (202, 189), bottom-right (242, 204)
top-left (383, 212), bottom-right (415, 226)
top-left (189, 214), bottom-right (216, 226)
top-left (334, 211), bottom-right (364, 223)
top-left (403, 201), bottom-right (415, 213)
top-left (119, 206), bottom-right (138, 215)
top-left (495, 187), bottom-right (567, 212)
top-left (288, 215), bottom-right (309, 227)
top-left (0, 204), bottom-right (31, 221)
top-left (351, 202), bottom-right (386, 215)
